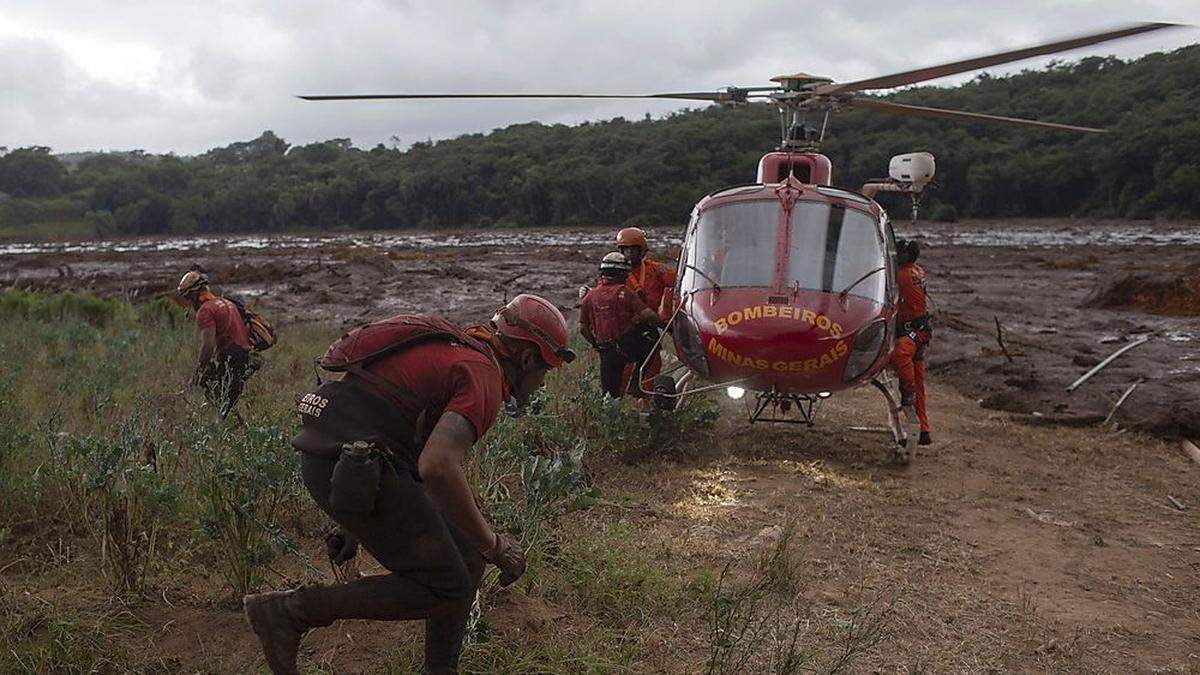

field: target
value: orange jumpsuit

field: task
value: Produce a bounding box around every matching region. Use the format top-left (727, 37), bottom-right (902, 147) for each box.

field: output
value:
top-left (888, 262), bottom-right (932, 433)
top-left (620, 255), bottom-right (676, 397)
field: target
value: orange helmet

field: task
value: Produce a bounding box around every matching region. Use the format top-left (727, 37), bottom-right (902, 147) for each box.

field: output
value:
top-left (616, 227), bottom-right (648, 249)
top-left (492, 294), bottom-right (575, 367)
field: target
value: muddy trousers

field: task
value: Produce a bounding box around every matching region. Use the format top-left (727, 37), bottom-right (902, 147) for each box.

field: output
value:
top-left (600, 331), bottom-right (656, 399)
top-left (889, 335), bottom-right (930, 433)
top-left (293, 453), bottom-right (484, 673)
top-left (200, 349), bottom-right (257, 417)
top-left (599, 347), bottom-right (638, 399)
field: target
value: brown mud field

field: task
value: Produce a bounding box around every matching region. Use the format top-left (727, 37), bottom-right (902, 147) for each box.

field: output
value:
top-left (4, 218), bottom-right (1200, 672)
top-left (5, 218), bottom-right (1199, 438)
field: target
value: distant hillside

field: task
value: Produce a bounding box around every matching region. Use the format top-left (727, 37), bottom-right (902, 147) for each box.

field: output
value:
top-left (1, 44), bottom-right (1198, 238)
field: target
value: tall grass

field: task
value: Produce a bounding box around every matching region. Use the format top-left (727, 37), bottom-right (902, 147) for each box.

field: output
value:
top-left (0, 289), bottom-right (731, 672)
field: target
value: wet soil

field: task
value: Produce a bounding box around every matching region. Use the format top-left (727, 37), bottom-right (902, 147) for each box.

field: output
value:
top-left (4, 219), bottom-right (1200, 671)
top-left (3, 219), bottom-right (1198, 437)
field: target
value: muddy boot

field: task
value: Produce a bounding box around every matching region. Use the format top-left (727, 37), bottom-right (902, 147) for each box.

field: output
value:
top-left (918, 431), bottom-right (932, 446)
top-left (244, 591), bottom-right (305, 675)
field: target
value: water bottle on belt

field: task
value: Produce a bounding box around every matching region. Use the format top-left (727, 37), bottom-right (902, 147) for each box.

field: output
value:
top-left (329, 440), bottom-right (382, 514)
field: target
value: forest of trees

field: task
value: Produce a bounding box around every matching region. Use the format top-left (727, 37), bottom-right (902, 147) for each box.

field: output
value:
top-left (1, 44), bottom-right (1197, 238)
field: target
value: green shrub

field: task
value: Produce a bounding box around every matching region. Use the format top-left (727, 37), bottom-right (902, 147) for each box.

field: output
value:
top-left (189, 417), bottom-right (300, 597)
top-left (0, 289), bottom-right (134, 327)
top-left (45, 414), bottom-right (180, 594)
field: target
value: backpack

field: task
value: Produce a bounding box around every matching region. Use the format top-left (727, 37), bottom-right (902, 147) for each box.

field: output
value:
top-left (227, 296), bottom-right (277, 352)
top-left (319, 315), bottom-right (492, 370)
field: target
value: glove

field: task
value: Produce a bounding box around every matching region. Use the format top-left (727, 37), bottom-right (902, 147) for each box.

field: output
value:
top-left (578, 285), bottom-right (590, 300)
top-left (483, 531), bottom-right (526, 587)
top-left (324, 528), bottom-right (359, 565)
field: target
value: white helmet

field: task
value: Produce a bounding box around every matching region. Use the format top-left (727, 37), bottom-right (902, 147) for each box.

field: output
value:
top-left (599, 251), bottom-right (631, 275)
top-left (177, 270), bottom-right (209, 296)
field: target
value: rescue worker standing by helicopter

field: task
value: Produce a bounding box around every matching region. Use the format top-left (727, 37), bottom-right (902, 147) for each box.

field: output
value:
top-left (178, 270), bottom-right (260, 418)
top-left (889, 239), bottom-right (933, 445)
top-left (581, 252), bottom-right (667, 399)
top-left (244, 294), bottom-right (575, 675)
top-left (615, 227), bottom-right (677, 399)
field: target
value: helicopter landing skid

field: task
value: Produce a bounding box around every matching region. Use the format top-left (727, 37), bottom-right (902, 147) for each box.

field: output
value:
top-left (869, 374), bottom-right (911, 462)
top-left (747, 391), bottom-right (819, 426)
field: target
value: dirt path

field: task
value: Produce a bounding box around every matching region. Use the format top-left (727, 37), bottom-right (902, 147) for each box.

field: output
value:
top-left (602, 381), bottom-right (1200, 671)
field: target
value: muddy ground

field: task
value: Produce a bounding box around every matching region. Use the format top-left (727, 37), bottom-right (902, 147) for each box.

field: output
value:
top-left (4, 219), bottom-right (1200, 671)
top-left (5, 219), bottom-right (1199, 438)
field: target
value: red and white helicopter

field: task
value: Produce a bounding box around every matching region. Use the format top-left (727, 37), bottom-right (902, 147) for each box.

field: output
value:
top-left (302, 22), bottom-right (1181, 461)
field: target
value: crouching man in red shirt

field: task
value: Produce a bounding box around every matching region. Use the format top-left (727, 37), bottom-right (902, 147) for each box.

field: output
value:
top-left (243, 294), bottom-right (574, 675)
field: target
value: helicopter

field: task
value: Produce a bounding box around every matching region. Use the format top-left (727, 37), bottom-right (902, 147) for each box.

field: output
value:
top-left (301, 22), bottom-right (1181, 459)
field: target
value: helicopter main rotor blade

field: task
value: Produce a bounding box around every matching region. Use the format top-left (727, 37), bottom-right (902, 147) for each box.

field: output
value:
top-left (299, 91), bottom-right (737, 102)
top-left (852, 97), bottom-right (1108, 133)
top-left (818, 22), bottom-right (1181, 95)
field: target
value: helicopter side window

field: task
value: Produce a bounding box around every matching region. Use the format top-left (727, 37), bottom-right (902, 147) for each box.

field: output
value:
top-left (682, 200), bottom-right (778, 291)
top-left (787, 201), bottom-right (887, 303)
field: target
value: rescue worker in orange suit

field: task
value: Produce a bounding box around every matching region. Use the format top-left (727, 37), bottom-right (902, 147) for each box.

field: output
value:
top-left (615, 227), bottom-right (676, 399)
top-left (888, 239), bottom-right (933, 446)
top-left (178, 270), bottom-right (260, 417)
top-left (580, 252), bottom-right (666, 398)
top-left (243, 294), bottom-right (575, 675)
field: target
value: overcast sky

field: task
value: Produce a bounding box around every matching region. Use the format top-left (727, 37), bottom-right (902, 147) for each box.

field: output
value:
top-left (1, 1), bottom-right (1195, 155)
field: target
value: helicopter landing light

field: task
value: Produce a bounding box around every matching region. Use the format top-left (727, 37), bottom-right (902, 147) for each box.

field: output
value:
top-left (726, 386), bottom-right (746, 400)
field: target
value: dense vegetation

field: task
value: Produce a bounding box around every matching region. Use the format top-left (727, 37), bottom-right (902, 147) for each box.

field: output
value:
top-left (1, 291), bottom-right (780, 673)
top-left (1, 45), bottom-right (1197, 238)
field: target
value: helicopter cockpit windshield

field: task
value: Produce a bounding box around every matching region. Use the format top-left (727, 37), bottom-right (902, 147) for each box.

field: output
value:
top-left (788, 201), bottom-right (886, 303)
top-left (682, 200), bottom-right (778, 290)
top-left (680, 199), bottom-right (886, 303)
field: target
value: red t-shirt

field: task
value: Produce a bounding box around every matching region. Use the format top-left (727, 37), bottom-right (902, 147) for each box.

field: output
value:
top-left (581, 279), bottom-right (650, 344)
top-left (897, 263), bottom-right (928, 322)
top-left (196, 297), bottom-right (252, 353)
top-left (361, 339), bottom-right (505, 443)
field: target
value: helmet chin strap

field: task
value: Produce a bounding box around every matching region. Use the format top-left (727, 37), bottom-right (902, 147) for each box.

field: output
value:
top-left (465, 324), bottom-right (533, 402)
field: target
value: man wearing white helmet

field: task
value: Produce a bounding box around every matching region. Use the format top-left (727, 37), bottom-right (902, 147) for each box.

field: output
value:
top-left (580, 252), bottom-right (666, 399)
top-left (177, 270), bottom-right (258, 417)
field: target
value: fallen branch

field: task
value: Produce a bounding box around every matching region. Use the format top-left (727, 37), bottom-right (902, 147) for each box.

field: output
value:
top-left (1023, 507), bottom-right (1074, 528)
top-left (1018, 413), bottom-right (1106, 427)
top-left (1066, 337), bottom-right (1151, 393)
top-left (847, 426), bottom-right (891, 434)
top-left (1102, 380), bottom-right (1142, 426)
top-left (994, 316), bottom-right (1014, 363)
top-left (1167, 495), bottom-right (1187, 511)
top-left (1182, 439), bottom-right (1200, 466)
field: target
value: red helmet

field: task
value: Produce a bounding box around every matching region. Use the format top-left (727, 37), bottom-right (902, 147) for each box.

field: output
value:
top-left (492, 294), bottom-right (575, 367)
top-left (616, 227), bottom-right (648, 249)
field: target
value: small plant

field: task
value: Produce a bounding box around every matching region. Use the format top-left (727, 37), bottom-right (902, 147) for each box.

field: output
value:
top-left (758, 521), bottom-right (801, 595)
top-left (0, 371), bottom-right (33, 523)
top-left (52, 415), bottom-right (180, 594)
top-left (190, 416), bottom-right (299, 597)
